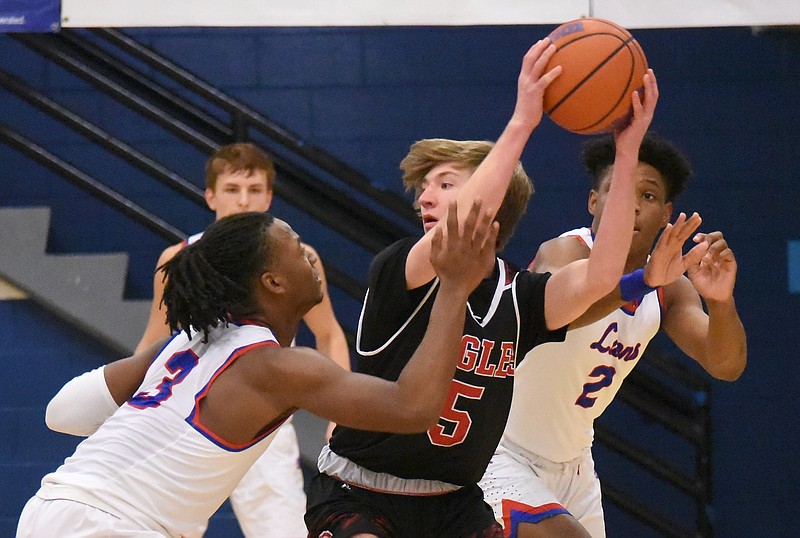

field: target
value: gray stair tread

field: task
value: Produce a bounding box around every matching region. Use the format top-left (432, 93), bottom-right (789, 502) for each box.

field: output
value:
top-left (0, 206), bottom-right (148, 354)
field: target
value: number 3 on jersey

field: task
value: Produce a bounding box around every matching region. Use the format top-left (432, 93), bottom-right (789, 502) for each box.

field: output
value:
top-left (427, 380), bottom-right (485, 447)
top-left (129, 350), bottom-right (200, 409)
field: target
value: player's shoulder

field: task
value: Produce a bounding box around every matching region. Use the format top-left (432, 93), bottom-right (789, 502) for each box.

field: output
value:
top-left (244, 343), bottom-right (328, 392)
top-left (371, 237), bottom-right (416, 271)
top-left (530, 234), bottom-right (590, 273)
top-left (157, 241), bottom-right (186, 264)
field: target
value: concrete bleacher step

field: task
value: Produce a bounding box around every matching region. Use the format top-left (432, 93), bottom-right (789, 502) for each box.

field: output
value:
top-left (0, 206), bottom-right (148, 355)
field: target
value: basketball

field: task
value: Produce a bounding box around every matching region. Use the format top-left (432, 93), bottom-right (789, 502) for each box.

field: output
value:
top-left (543, 18), bottom-right (648, 135)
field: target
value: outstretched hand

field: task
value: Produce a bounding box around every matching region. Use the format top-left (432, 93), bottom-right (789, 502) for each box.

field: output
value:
top-left (643, 212), bottom-right (706, 287)
top-left (686, 231), bottom-right (738, 302)
top-left (430, 199), bottom-right (499, 297)
top-left (511, 38), bottom-right (562, 131)
top-left (614, 68), bottom-right (658, 154)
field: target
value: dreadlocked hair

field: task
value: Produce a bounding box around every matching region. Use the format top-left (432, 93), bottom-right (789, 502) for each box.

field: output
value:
top-left (161, 212), bottom-right (275, 342)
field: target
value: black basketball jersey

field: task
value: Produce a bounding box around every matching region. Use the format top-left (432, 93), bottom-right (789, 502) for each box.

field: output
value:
top-left (329, 238), bottom-right (567, 486)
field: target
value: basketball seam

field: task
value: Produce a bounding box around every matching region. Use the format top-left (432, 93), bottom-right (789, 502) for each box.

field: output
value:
top-left (546, 34), bottom-right (636, 117)
top-left (576, 45), bottom-right (639, 133)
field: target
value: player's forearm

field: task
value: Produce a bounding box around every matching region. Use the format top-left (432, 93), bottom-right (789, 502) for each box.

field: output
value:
top-left (586, 154), bottom-right (637, 296)
top-left (45, 366), bottom-right (119, 436)
top-left (457, 118), bottom-right (533, 221)
top-left (702, 297), bottom-right (747, 381)
top-left (568, 286), bottom-right (630, 329)
top-left (396, 283), bottom-right (469, 428)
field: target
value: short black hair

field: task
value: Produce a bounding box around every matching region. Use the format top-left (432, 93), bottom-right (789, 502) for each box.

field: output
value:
top-left (581, 132), bottom-right (693, 202)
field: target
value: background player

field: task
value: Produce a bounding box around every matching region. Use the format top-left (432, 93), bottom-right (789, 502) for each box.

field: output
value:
top-left (479, 133), bottom-right (747, 538)
top-left (304, 38), bottom-right (659, 537)
top-left (128, 142), bottom-right (350, 537)
top-left (20, 204), bottom-right (498, 537)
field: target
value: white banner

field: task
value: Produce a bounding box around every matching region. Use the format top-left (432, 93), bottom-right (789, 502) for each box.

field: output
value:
top-left (61, 0), bottom-right (800, 28)
top-left (61, 0), bottom-right (587, 28)
top-left (593, 0), bottom-right (800, 28)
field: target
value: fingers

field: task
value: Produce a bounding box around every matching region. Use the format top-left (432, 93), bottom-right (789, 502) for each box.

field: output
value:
top-left (433, 200), bottom-right (497, 292)
top-left (431, 216), bottom-right (444, 255)
top-left (461, 199), bottom-right (496, 251)
top-left (445, 199), bottom-right (461, 238)
top-left (523, 39), bottom-right (555, 74)
top-left (534, 42), bottom-right (562, 85)
top-left (628, 69), bottom-right (658, 124)
top-left (483, 220), bottom-right (500, 252)
top-left (672, 212), bottom-right (702, 243)
top-left (695, 231), bottom-right (736, 266)
top-left (653, 212), bottom-right (700, 250)
top-left (521, 39), bottom-right (561, 89)
top-left (643, 69), bottom-right (658, 105)
top-left (683, 241), bottom-right (709, 268)
top-left (459, 198), bottom-right (481, 241)
top-left (444, 198), bottom-right (492, 246)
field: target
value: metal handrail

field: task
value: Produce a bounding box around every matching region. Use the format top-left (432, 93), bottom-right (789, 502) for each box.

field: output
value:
top-left (0, 123), bottom-right (185, 242)
top-left (0, 69), bottom-right (206, 204)
top-left (89, 27), bottom-right (420, 227)
top-left (11, 32), bottom-right (408, 255)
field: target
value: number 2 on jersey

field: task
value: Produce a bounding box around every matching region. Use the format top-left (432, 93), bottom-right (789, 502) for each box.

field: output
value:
top-left (129, 350), bottom-right (200, 409)
top-left (427, 380), bottom-right (485, 447)
top-left (575, 364), bottom-right (616, 408)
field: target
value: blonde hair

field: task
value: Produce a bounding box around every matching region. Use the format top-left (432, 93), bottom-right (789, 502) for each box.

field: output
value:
top-left (400, 138), bottom-right (533, 251)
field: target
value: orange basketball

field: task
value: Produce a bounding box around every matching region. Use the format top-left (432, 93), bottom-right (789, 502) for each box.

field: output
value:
top-left (543, 18), bottom-right (648, 135)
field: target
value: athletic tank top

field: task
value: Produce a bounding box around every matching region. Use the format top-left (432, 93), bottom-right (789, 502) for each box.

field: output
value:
top-left (38, 322), bottom-right (287, 536)
top-left (329, 238), bottom-right (566, 486)
top-left (502, 227), bottom-right (663, 462)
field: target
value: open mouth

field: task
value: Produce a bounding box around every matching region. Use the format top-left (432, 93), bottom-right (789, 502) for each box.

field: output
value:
top-left (422, 215), bottom-right (438, 231)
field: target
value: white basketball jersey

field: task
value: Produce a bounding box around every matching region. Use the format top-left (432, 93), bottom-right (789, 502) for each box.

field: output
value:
top-left (186, 231), bottom-right (204, 245)
top-left (37, 322), bottom-right (287, 537)
top-left (503, 227), bottom-right (662, 463)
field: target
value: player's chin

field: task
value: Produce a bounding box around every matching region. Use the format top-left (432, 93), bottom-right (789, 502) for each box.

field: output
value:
top-left (422, 221), bottom-right (438, 233)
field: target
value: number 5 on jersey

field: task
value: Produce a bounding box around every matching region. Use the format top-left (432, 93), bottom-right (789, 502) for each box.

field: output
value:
top-left (427, 380), bottom-right (485, 447)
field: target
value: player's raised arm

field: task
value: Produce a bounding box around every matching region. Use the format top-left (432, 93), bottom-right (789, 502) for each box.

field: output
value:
top-left (543, 70), bottom-right (658, 330)
top-left (541, 212), bottom-right (706, 329)
top-left (45, 337), bottom-right (167, 436)
top-left (405, 40), bottom-right (560, 288)
top-left (663, 231), bottom-right (747, 381)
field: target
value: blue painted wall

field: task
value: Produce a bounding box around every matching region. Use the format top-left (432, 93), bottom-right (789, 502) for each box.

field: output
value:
top-left (1, 25), bottom-right (798, 536)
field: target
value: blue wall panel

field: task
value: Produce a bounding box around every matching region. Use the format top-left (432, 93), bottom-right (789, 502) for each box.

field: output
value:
top-left (1, 25), bottom-right (798, 537)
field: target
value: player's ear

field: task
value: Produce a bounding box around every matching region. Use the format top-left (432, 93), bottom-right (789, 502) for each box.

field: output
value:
top-left (204, 188), bottom-right (217, 211)
top-left (260, 271), bottom-right (286, 295)
top-left (662, 201), bottom-right (673, 226)
top-left (588, 189), bottom-right (599, 216)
